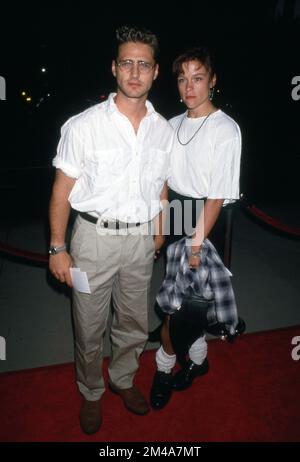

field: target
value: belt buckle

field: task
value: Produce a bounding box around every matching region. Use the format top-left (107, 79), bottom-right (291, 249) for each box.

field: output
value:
top-left (96, 216), bottom-right (110, 235)
top-left (99, 218), bottom-right (109, 228)
top-left (96, 217), bottom-right (123, 235)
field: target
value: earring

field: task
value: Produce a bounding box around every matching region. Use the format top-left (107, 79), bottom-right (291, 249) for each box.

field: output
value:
top-left (209, 87), bottom-right (215, 101)
top-left (180, 98), bottom-right (183, 103)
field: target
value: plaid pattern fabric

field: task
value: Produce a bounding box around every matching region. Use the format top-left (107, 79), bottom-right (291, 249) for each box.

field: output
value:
top-left (156, 237), bottom-right (238, 334)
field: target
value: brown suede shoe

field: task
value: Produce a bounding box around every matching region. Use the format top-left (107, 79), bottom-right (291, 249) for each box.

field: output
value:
top-left (109, 382), bottom-right (150, 415)
top-left (79, 398), bottom-right (102, 435)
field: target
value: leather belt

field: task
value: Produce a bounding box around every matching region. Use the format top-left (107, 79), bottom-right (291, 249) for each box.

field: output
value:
top-left (79, 212), bottom-right (141, 229)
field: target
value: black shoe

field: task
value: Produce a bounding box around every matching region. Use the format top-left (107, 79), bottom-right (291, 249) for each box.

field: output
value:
top-left (150, 370), bottom-right (173, 410)
top-left (172, 358), bottom-right (209, 391)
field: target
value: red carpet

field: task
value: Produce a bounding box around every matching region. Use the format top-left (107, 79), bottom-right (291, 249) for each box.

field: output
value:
top-left (0, 326), bottom-right (300, 442)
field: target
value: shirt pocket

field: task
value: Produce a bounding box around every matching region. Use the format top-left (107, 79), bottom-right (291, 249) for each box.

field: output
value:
top-left (85, 148), bottom-right (130, 189)
top-left (144, 148), bottom-right (168, 182)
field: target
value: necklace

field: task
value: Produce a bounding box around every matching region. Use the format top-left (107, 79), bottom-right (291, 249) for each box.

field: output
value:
top-left (176, 111), bottom-right (212, 146)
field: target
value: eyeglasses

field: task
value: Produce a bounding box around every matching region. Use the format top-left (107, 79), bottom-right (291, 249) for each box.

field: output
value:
top-left (116, 59), bottom-right (155, 73)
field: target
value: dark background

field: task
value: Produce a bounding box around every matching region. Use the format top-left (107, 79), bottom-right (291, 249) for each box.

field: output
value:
top-left (0, 0), bottom-right (299, 218)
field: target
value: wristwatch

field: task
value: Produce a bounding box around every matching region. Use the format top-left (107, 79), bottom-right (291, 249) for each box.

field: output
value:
top-left (48, 244), bottom-right (67, 255)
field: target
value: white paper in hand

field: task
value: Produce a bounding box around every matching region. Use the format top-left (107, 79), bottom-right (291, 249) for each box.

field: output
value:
top-left (70, 268), bottom-right (91, 294)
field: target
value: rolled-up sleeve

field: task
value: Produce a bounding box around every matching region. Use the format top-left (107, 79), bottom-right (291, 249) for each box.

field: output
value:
top-left (52, 122), bottom-right (84, 179)
top-left (208, 132), bottom-right (241, 202)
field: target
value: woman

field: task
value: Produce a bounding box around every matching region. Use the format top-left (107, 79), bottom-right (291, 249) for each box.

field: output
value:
top-left (150, 46), bottom-right (242, 410)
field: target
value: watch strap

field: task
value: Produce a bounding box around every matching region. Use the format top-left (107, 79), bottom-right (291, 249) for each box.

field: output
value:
top-left (49, 244), bottom-right (66, 255)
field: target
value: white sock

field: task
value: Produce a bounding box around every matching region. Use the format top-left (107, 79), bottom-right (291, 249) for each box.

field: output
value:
top-left (156, 346), bottom-right (176, 373)
top-left (188, 336), bottom-right (207, 365)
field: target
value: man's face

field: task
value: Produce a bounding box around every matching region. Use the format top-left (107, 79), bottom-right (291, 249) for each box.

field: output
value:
top-left (177, 60), bottom-right (216, 112)
top-left (112, 42), bottom-right (158, 99)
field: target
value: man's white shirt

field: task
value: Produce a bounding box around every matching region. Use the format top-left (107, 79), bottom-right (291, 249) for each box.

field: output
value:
top-left (53, 93), bottom-right (174, 223)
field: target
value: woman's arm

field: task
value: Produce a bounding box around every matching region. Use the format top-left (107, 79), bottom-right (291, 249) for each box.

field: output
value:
top-left (189, 198), bottom-right (224, 268)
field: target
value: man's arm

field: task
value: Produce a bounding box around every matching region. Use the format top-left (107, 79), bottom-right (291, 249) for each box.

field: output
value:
top-left (153, 182), bottom-right (168, 258)
top-left (49, 169), bottom-right (76, 286)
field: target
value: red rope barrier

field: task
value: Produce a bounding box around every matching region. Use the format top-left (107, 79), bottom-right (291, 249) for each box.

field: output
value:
top-left (241, 197), bottom-right (300, 237)
top-left (0, 242), bottom-right (48, 264)
top-left (0, 198), bottom-right (299, 265)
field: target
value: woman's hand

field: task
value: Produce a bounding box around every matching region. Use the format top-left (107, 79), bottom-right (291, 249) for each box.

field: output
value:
top-left (188, 254), bottom-right (201, 269)
top-left (189, 243), bottom-right (201, 269)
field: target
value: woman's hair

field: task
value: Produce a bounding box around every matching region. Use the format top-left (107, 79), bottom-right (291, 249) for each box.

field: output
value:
top-left (115, 26), bottom-right (159, 61)
top-left (172, 46), bottom-right (216, 78)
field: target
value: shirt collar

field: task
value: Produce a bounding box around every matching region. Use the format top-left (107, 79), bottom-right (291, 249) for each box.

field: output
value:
top-left (106, 92), bottom-right (157, 120)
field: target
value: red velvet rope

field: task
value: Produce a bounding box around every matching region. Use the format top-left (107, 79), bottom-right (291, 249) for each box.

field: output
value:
top-left (0, 198), bottom-right (299, 264)
top-left (241, 198), bottom-right (300, 237)
top-left (0, 242), bottom-right (48, 264)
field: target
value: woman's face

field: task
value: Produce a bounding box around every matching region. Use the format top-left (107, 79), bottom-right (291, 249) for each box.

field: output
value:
top-left (177, 60), bottom-right (216, 114)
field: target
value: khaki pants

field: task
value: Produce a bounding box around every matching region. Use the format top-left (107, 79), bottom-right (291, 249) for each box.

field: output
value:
top-left (70, 215), bottom-right (155, 401)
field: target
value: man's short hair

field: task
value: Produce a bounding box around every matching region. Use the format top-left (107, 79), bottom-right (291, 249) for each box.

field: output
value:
top-left (115, 25), bottom-right (159, 61)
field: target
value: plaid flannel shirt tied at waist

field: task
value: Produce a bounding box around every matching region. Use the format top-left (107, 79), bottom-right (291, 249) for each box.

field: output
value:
top-left (156, 237), bottom-right (238, 335)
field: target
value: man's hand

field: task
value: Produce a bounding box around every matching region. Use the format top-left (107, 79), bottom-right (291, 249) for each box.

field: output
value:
top-left (49, 169), bottom-right (76, 286)
top-left (153, 182), bottom-right (168, 261)
top-left (154, 234), bottom-right (165, 260)
top-left (49, 251), bottom-right (74, 287)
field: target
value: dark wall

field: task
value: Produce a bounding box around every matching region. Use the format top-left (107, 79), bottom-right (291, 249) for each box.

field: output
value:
top-left (0, 1), bottom-right (299, 216)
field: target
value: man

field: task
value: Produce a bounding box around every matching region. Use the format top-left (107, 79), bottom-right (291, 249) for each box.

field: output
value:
top-left (49, 25), bottom-right (173, 434)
